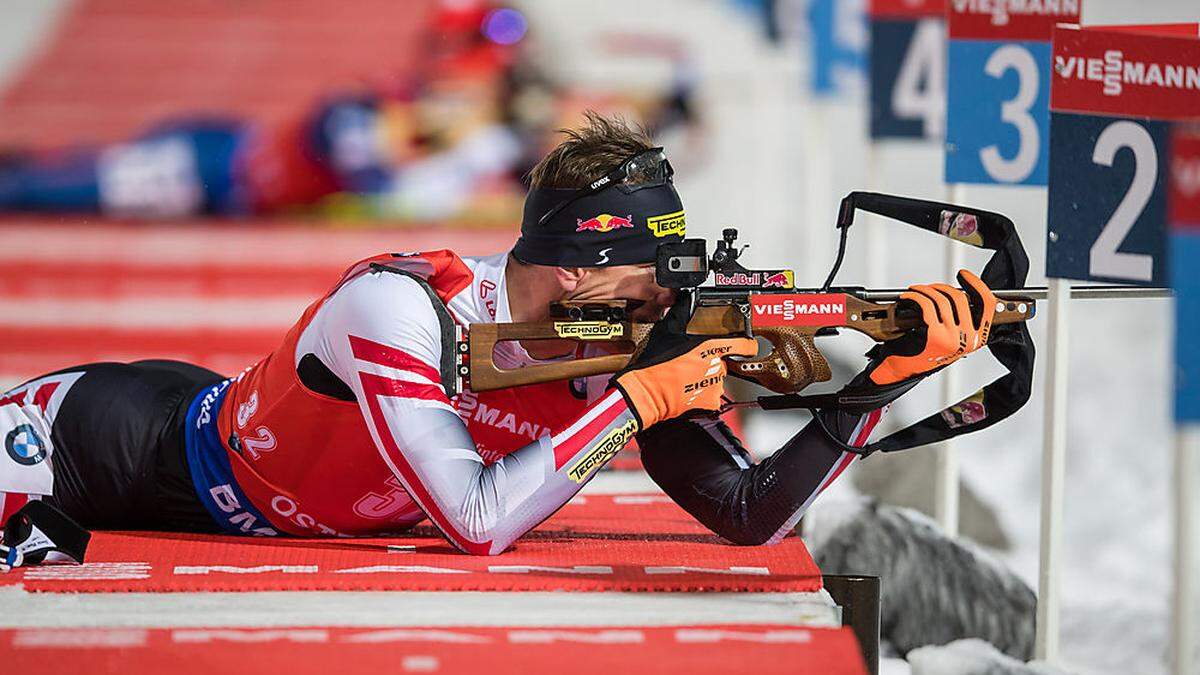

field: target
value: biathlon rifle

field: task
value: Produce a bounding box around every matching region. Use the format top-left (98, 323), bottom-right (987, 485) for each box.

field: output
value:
top-left (455, 192), bottom-right (1038, 450)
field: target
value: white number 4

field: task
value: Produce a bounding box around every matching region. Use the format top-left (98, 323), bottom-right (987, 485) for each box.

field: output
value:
top-left (891, 19), bottom-right (945, 138)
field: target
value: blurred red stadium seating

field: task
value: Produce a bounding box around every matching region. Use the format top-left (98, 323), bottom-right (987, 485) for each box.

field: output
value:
top-left (0, 220), bottom-right (515, 382)
top-left (0, 0), bottom-right (436, 149)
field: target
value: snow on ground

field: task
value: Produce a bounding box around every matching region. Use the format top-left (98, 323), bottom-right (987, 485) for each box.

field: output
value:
top-left (907, 638), bottom-right (1071, 675)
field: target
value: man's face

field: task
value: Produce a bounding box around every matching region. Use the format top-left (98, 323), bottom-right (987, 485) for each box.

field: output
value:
top-left (565, 263), bottom-right (677, 321)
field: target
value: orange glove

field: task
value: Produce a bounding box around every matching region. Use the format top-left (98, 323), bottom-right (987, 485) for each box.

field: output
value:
top-left (611, 294), bottom-right (758, 429)
top-left (615, 337), bottom-right (758, 429)
top-left (869, 269), bottom-right (997, 386)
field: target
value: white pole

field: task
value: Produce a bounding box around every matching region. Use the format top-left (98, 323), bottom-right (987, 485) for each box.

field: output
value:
top-left (1036, 276), bottom-right (1070, 662)
top-left (1173, 424), bottom-right (1197, 675)
top-left (864, 142), bottom-right (885, 287)
top-left (934, 183), bottom-right (967, 535)
top-left (1172, 25), bottom-right (1200, 674)
top-left (804, 100), bottom-right (835, 278)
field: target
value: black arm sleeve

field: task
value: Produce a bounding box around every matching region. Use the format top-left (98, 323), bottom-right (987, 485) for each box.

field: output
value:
top-left (637, 410), bottom-right (871, 546)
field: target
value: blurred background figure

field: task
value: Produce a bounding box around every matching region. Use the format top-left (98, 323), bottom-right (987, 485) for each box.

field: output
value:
top-left (0, 0), bottom-right (700, 225)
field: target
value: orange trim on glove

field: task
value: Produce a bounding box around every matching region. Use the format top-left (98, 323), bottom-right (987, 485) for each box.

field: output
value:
top-left (615, 337), bottom-right (758, 429)
top-left (870, 269), bottom-right (998, 386)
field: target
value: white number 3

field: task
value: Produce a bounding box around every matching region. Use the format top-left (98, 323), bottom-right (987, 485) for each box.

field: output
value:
top-left (980, 45), bottom-right (1039, 183)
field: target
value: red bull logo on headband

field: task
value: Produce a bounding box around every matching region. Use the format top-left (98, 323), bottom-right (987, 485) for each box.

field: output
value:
top-left (576, 214), bottom-right (635, 233)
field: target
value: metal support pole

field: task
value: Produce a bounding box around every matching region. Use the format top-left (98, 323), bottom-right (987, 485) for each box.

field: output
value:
top-left (864, 143), bottom-right (885, 288)
top-left (823, 574), bottom-right (881, 675)
top-left (1173, 425), bottom-right (1197, 675)
top-left (934, 183), bottom-right (967, 535)
top-left (804, 101), bottom-right (835, 279)
top-left (858, 286), bottom-right (1171, 301)
top-left (1035, 277), bottom-right (1070, 662)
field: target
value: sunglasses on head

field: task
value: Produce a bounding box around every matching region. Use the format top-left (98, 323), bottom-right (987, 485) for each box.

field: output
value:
top-left (537, 147), bottom-right (674, 227)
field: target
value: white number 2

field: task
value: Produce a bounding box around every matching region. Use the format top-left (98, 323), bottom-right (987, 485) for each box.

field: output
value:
top-left (980, 45), bottom-right (1039, 183)
top-left (1089, 120), bottom-right (1157, 282)
top-left (891, 19), bottom-right (945, 138)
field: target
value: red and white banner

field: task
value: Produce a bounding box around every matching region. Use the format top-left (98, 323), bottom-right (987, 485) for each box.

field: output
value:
top-left (1051, 24), bottom-right (1200, 119)
top-left (1172, 124), bottom-right (1200, 230)
top-left (947, 0), bottom-right (1081, 41)
top-left (869, 0), bottom-right (941, 20)
top-left (0, 221), bottom-right (517, 383)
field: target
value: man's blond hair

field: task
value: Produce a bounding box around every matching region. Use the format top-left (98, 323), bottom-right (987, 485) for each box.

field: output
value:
top-left (528, 111), bottom-right (654, 190)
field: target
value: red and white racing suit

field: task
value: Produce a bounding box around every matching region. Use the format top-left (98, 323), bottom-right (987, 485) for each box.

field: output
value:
top-left (193, 250), bottom-right (635, 553)
top-left (184, 249), bottom-right (881, 554)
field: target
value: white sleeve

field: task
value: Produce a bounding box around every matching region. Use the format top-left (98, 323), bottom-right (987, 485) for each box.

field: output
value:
top-left (313, 270), bottom-right (639, 555)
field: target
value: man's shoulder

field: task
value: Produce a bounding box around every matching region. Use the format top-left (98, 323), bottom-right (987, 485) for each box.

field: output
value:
top-left (332, 264), bottom-right (440, 312)
top-left (334, 249), bottom-right (487, 296)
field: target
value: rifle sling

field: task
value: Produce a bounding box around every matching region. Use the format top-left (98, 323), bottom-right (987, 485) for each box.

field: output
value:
top-left (757, 192), bottom-right (1036, 455)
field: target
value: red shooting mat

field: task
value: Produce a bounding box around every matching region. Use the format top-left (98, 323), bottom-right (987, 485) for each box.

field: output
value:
top-left (0, 625), bottom-right (867, 675)
top-left (1, 495), bottom-right (821, 593)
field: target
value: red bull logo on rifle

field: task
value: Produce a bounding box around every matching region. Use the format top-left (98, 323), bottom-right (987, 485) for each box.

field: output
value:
top-left (713, 270), bottom-right (794, 289)
top-left (576, 214), bottom-right (635, 233)
top-left (762, 272), bottom-right (793, 288)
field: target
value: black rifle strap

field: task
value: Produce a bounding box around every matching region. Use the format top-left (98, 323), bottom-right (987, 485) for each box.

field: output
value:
top-left (369, 262), bottom-right (460, 397)
top-left (756, 191), bottom-right (1036, 455)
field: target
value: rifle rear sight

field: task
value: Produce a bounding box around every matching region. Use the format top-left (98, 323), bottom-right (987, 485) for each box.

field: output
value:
top-left (657, 228), bottom-right (757, 289)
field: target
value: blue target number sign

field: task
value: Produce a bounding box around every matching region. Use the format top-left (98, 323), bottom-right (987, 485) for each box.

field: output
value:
top-left (946, 41), bottom-right (1051, 184)
top-left (808, 0), bottom-right (866, 97)
top-left (1172, 126), bottom-right (1200, 422)
top-left (1045, 25), bottom-right (1200, 286)
top-left (1176, 231), bottom-right (1200, 421)
top-left (868, 0), bottom-right (944, 140)
top-left (1046, 113), bottom-right (1169, 285)
top-left (943, 1), bottom-right (1079, 185)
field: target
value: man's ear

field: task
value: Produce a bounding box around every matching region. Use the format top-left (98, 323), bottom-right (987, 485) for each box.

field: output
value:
top-left (554, 266), bottom-right (587, 294)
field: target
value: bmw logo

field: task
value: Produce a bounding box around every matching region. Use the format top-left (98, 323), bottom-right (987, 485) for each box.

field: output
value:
top-left (5, 424), bottom-right (46, 466)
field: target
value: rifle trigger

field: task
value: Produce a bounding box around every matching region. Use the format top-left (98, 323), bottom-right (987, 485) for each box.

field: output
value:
top-left (736, 301), bottom-right (753, 337)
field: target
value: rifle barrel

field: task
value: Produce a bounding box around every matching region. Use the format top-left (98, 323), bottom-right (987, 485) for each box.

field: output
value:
top-left (857, 285), bottom-right (1172, 301)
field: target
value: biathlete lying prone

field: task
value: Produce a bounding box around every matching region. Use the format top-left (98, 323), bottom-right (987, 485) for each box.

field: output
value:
top-left (0, 113), bottom-right (997, 567)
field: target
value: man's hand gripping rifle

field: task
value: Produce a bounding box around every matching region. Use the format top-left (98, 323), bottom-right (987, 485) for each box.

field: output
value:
top-left (458, 192), bottom-right (1038, 454)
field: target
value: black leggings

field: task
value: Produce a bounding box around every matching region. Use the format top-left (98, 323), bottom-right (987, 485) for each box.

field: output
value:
top-left (38, 360), bottom-right (223, 532)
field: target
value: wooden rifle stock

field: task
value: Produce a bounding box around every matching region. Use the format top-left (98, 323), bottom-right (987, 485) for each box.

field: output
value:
top-left (461, 293), bottom-right (1035, 394)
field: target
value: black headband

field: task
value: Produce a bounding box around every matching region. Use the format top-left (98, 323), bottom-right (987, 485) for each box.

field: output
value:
top-left (512, 182), bottom-right (686, 267)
